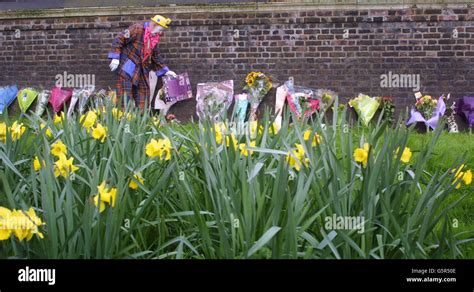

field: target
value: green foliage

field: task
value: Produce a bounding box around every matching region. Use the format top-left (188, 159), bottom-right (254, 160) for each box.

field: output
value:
top-left (0, 100), bottom-right (472, 259)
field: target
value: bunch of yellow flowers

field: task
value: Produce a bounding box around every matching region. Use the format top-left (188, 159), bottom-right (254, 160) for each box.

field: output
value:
top-left (452, 165), bottom-right (472, 189)
top-left (0, 206), bottom-right (45, 241)
top-left (146, 137), bottom-right (172, 161)
top-left (0, 121), bottom-right (26, 143)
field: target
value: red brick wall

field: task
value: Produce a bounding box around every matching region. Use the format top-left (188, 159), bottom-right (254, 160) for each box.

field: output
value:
top-left (0, 6), bottom-right (473, 117)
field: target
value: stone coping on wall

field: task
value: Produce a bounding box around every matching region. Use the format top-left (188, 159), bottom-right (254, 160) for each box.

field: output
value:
top-left (0, 2), bottom-right (471, 20)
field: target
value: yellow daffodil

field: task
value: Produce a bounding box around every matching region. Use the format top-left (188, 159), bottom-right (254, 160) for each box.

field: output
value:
top-left (269, 122), bottom-right (281, 135)
top-left (239, 140), bottom-right (256, 156)
top-left (353, 143), bottom-right (370, 168)
top-left (40, 123), bottom-right (53, 138)
top-left (129, 173), bottom-right (145, 190)
top-left (451, 165), bottom-right (472, 189)
top-left (53, 153), bottom-right (79, 178)
top-left (303, 130), bottom-right (322, 147)
top-left (93, 181), bottom-right (117, 213)
top-left (399, 147), bottom-right (412, 164)
top-left (463, 170), bottom-right (472, 185)
top-left (10, 121), bottom-right (26, 141)
top-left (80, 110), bottom-right (97, 130)
top-left (0, 206), bottom-right (45, 241)
top-left (112, 108), bottom-right (124, 119)
top-left (91, 123), bottom-right (107, 143)
top-left (152, 116), bottom-right (160, 127)
top-left (0, 122), bottom-right (6, 143)
top-left (53, 113), bottom-right (65, 125)
top-left (33, 156), bottom-right (44, 171)
top-left (145, 138), bottom-right (172, 161)
top-left (214, 123), bottom-right (227, 145)
top-left (226, 134), bottom-right (238, 149)
top-left (286, 143), bottom-right (308, 171)
top-left (51, 140), bottom-right (67, 157)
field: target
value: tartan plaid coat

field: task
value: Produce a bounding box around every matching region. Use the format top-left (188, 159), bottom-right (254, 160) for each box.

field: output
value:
top-left (108, 21), bottom-right (169, 108)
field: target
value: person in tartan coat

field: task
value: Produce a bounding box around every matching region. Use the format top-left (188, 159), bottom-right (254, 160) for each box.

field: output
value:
top-left (108, 15), bottom-right (177, 108)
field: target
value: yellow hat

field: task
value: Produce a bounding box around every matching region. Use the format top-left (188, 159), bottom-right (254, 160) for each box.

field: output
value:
top-left (151, 15), bottom-right (172, 28)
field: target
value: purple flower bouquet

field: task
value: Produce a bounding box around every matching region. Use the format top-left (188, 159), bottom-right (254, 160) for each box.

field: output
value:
top-left (406, 96), bottom-right (446, 130)
top-left (456, 96), bottom-right (474, 128)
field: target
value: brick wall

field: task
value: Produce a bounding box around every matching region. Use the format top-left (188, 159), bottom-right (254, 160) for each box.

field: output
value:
top-left (0, 4), bottom-right (473, 120)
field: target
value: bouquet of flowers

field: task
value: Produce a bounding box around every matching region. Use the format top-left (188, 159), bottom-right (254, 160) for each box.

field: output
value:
top-left (68, 86), bottom-right (95, 118)
top-left (162, 72), bottom-right (193, 103)
top-left (377, 96), bottom-right (395, 123)
top-left (196, 80), bottom-right (234, 121)
top-left (456, 96), bottom-right (474, 129)
top-left (0, 85), bottom-right (18, 115)
top-left (17, 88), bottom-right (39, 113)
top-left (406, 93), bottom-right (446, 130)
top-left (35, 90), bottom-right (51, 116)
top-left (243, 72), bottom-right (272, 121)
top-left (416, 95), bottom-right (438, 120)
top-left (286, 87), bottom-right (319, 118)
top-left (49, 87), bottom-right (73, 113)
top-left (76, 87), bottom-right (95, 115)
top-left (348, 94), bottom-right (380, 126)
top-left (315, 89), bottom-right (337, 111)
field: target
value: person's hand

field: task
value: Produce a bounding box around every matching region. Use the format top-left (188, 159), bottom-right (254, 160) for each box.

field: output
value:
top-left (109, 59), bottom-right (120, 71)
top-left (165, 70), bottom-right (177, 78)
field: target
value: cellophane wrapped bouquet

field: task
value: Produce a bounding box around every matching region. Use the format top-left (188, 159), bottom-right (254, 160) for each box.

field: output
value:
top-left (243, 72), bottom-right (272, 121)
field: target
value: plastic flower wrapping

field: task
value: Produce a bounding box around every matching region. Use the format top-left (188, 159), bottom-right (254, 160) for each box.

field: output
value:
top-left (285, 81), bottom-right (320, 118)
top-left (233, 93), bottom-right (249, 123)
top-left (93, 90), bottom-right (117, 109)
top-left (0, 85), bottom-right (18, 114)
top-left (153, 87), bottom-right (177, 115)
top-left (406, 94), bottom-right (446, 130)
top-left (162, 72), bottom-right (193, 103)
top-left (315, 89), bottom-right (337, 111)
top-left (68, 86), bottom-right (95, 118)
top-left (49, 87), bottom-right (73, 113)
top-left (35, 90), bottom-right (51, 116)
top-left (456, 96), bottom-right (474, 128)
top-left (348, 94), bottom-right (380, 126)
top-left (243, 72), bottom-right (272, 121)
top-left (17, 88), bottom-right (39, 113)
top-left (196, 80), bottom-right (234, 121)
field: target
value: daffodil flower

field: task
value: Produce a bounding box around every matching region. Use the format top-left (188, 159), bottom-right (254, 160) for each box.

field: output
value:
top-left (239, 141), bottom-right (256, 156)
top-left (10, 121), bottom-right (26, 141)
top-left (91, 123), bottom-right (107, 143)
top-left (51, 140), bottom-right (67, 157)
top-left (303, 130), bottom-right (322, 147)
top-left (40, 123), bottom-right (53, 138)
top-left (53, 153), bottom-right (79, 178)
top-left (129, 173), bottom-right (145, 190)
top-left (353, 143), bottom-right (370, 168)
top-left (0, 206), bottom-right (45, 241)
top-left (396, 147), bottom-right (412, 164)
top-left (80, 110), bottom-right (97, 130)
top-left (286, 143), bottom-right (309, 171)
top-left (93, 181), bottom-right (117, 213)
top-left (146, 138), bottom-right (172, 161)
top-left (0, 122), bottom-right (6, 143)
